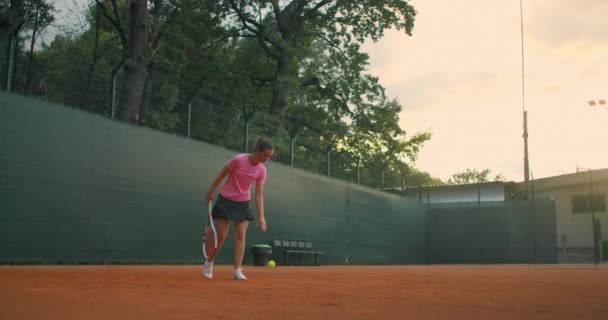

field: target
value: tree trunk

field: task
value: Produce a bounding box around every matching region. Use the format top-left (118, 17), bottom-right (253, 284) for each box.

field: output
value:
top-left (139, 66), bottom-right (154, 126)
top-left (271, 81), bottom-right (289, 116)
top-left (118, 0), bottom-right (151, 124)
top-left (24, 4), bottom-right (40, 94)
top-left (83, 8), bottom-right (102, 112)
top-left (271, 54), bottom-right (292, 116)
top-left (0, 0), bottom-right (25, 42)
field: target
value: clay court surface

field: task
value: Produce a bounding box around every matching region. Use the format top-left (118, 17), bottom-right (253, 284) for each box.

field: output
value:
top-left (1, 265), bottom-right (607, 319)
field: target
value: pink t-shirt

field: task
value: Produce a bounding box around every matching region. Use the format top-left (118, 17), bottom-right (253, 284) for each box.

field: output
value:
top-left (219, 154), bottom-right (267, 202)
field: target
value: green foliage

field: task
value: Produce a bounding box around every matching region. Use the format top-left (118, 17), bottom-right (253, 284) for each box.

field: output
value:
top-left (147, 81), bottom-right (179, 131)
top-left (22, 0), bottom-right (55, 32)
top-left (404, 168), bottom-right (444, 187)
top-left (225, 0), bottom-right (416, 116)
top-left (448, 169), bottom-right (506, 185)
top-left (32, 29), bottom-right (122, 114)
top-left (332, 0), bottom-right (417, 41)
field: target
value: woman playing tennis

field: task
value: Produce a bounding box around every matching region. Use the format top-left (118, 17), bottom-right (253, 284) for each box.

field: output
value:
top-left (204, 138), bottom-right (274, 280)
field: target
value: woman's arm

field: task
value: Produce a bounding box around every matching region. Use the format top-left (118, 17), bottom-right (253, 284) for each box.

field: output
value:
top-left (255, 183), bottom-right (267, 232)
top-left (206, 167), bottom-right (230, 202)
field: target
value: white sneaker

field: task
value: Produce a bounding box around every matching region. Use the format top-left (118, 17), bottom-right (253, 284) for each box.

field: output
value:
top-left (203, 260), bottom-right (213, 279)
top-left (233, 268), bottom-right (247, 280)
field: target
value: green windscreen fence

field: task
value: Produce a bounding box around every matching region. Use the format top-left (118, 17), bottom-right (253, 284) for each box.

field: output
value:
top-left (428, 201), bottom-right (558, 264)
top-left (0, 92), bottom-right (429, 265)
top-left (1, 92), bottom-right (557, 265)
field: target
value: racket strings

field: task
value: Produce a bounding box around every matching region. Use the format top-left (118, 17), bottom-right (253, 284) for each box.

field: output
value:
top-left (203, 226), bottom-right (218, 259)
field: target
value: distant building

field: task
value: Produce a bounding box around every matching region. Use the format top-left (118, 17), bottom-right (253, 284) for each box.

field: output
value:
top-left (386, 181), bottom-right (507, 203)
top-left (507, 168), bottom-right (608, 263)
top-left (387, 168), bottom-right (608, 263)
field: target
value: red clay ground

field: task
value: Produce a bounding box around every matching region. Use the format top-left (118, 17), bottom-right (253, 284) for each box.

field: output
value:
top-left (1, 265), bottom-right (607, 319)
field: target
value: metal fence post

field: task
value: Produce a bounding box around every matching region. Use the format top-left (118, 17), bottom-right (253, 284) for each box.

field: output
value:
top-left (110, 59), bottom-right (125, 119)
top-left (290, 137), bottom-right (295, 167)
top-left (326, 148), bottom-right (330, 177)
top-left (111, 69), bottom-right (117, 119)
top-left (5, 33), bottom-right (16, 92)
top-left (187, 101), bottom-right (192, 138)
top-left (356, 158), bottom-right (360, 184)
top-left (243, 120), bottom-right (249, 152)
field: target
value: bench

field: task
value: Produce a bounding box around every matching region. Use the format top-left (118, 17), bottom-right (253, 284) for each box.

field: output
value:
top-left (271, 239), bottom-right (324, 266)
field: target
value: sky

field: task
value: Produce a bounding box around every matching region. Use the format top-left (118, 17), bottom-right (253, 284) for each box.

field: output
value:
top-left (362, 0), bottom-right (608, 182)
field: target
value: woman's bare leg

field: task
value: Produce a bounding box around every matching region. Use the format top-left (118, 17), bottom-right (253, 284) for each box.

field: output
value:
top-left (209, 219), bottom-right (230, 262)
top-left (232, 220), bottom-right (249, 269)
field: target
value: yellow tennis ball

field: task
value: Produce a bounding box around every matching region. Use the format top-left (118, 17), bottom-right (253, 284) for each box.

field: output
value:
top-left (267, 260), bottom-right (276, 268)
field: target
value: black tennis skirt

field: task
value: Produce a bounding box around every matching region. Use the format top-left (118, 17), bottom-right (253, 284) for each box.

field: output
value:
top-left (212, 194), bottom-right (255, 221)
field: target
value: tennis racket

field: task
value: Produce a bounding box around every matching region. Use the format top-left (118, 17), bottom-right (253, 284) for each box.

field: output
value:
top-left (202, 200), bottom-right (218, 260)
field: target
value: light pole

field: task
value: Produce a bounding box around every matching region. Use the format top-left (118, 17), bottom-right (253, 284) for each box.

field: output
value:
top-left (583, 98), bottom-right (605, 265)
top-left (578, 167), bottom-right (598, 265)
top-left (520, 0), bottom-right (531, 199)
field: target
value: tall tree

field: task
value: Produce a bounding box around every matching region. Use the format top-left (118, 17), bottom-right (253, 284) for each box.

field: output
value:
top-left (23, 0), bottom-right (54, 93)
top-left (225, 0), bottom-right (416, 117)
top-left (2, 0), bottom-right (55, 93)
top-left (95, 0), bottom-right (181, 123)
top-left (0, 0), bottom-right (25, 41)
top-left (121, 0), bottom-right (151, 123)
